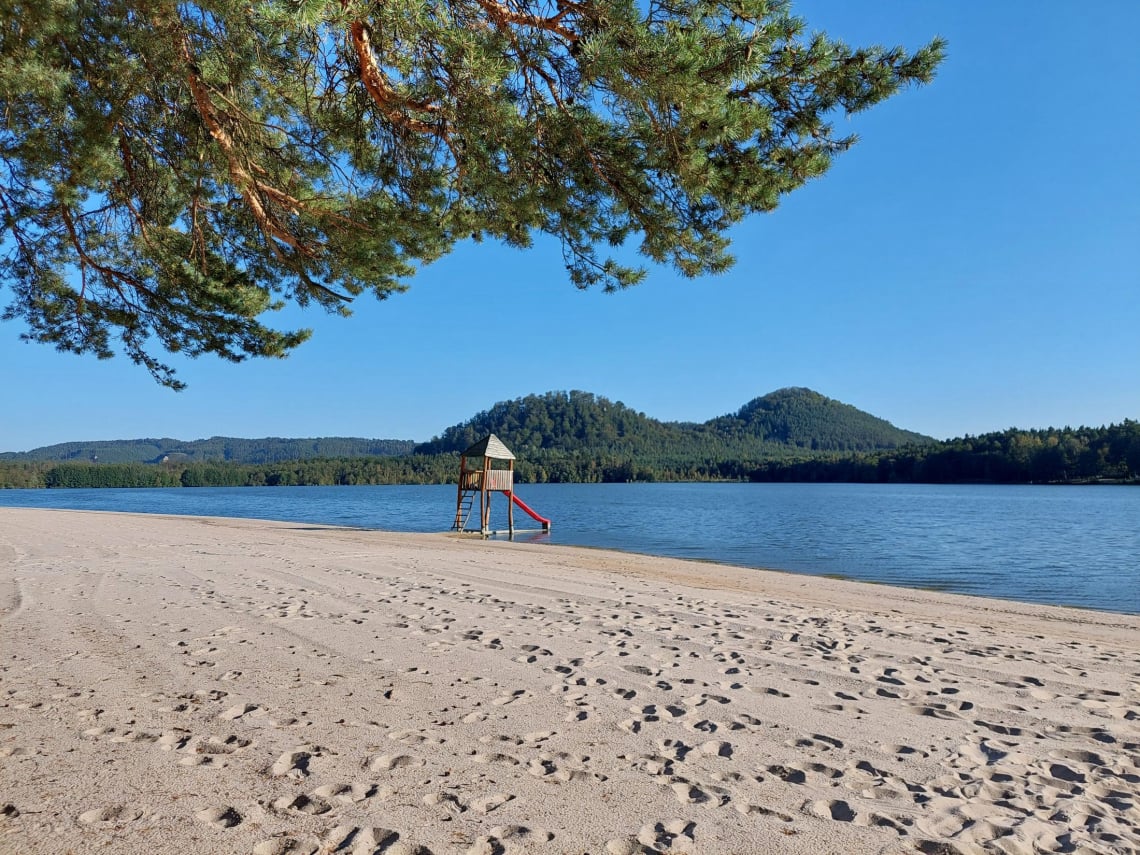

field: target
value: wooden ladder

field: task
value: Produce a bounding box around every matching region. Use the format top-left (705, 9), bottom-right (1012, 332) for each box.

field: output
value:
top-left (454, 491), bottom-right (476, 531)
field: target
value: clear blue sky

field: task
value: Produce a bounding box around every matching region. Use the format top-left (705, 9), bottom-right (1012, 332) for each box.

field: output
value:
top-left (2, 2), bottom-right (1138, 452)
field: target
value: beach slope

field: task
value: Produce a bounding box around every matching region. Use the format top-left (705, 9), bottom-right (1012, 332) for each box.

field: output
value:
top-left (1, 509), bottom-right (1137, 854)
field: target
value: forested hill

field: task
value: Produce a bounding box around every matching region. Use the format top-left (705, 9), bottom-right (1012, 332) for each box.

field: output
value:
top-left (415, 388), bottom-right (931, 457)
top-left (415, 391), bottom-right (682, 457)
top-left (5, 392), bottom-right (1135, 488)
top-left (2, 388), bottom-right (928, 468)
top-left (708, 388), bottom-right (932, 451)
top-left (0, 437), bottom-right (416, 465)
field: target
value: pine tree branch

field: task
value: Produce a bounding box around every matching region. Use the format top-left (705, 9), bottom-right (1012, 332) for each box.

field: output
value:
top-left (469, 0), bottom-right (580, 42)
top-left (57, 201), bottom-right (166, 318)
top-left (179, 32), bottom-right (321, 261)
top-left (347, 20), bottom-right (446, 136)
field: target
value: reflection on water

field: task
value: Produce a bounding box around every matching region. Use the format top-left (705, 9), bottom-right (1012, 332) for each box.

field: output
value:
top-left (1, 482), bottom-right (1136, 614)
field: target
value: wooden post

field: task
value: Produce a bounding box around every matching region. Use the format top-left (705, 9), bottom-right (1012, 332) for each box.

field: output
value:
top-left (507, 460), bottom-right (515, 536)
top-left (482, 458), bottom-right (490, 533)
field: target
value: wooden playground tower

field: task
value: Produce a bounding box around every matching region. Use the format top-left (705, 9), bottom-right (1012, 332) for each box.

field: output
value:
top-left (452, 434), bottom-right (551, 536)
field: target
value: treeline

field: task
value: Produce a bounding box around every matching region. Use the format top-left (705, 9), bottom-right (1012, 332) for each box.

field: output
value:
top-left (3, 388), bottom-right (927, 474)
top-left (0, 456), bottom-right (458, 489)
top-left (0, 436), bottom-right (416, 465)
top-left (750, 422), bottom-right (1140, 484)
top-left (0, 452), bottom-right (756, 489)
top-left (3, 414), bottom-right (1136, 491)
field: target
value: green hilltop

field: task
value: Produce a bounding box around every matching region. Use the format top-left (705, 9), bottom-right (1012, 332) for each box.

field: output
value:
top-left (1, 388), bottom-right (934, 487)
top-left (704, 387), bottom-right (931, 451)
top-left (1, 387), bottom-right (1136, 487)
top-left (3, 388), bottom-right (928, 463)
top-left (416, 388), bottom-right (929, 458)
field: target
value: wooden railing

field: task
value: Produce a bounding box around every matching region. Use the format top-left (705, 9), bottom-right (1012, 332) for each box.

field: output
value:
top-left (460, 470), bottom-right (514, 491)
top-left (485, 469), bottom-right (513, 490)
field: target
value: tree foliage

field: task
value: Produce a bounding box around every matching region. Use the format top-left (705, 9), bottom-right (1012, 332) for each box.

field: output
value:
top-left (750, 421), bottom-right (1140, 485)
top-left (41, 461), bottom-right (183, 487)
top-left (1, 435), bottom-right (415, 463)
top-left (416, 388), bottom-right (929, 455)
top-left (4, 419), bottom-right (1138, 490)
top-left (707, 387), bottom-right (931, 451)
top-left (1, 0), bottom-right (943, 385)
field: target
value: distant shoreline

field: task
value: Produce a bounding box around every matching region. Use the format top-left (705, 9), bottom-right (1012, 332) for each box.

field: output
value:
top-left (2, 474), bottom-right (1137, 490)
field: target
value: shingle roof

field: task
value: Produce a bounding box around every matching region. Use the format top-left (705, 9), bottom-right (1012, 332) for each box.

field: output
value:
top-left (461, 433), bottom-right (515, 461)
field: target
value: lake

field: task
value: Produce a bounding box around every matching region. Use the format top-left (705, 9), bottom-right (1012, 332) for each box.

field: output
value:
top-left (1, 483), bottom-right (1136, 614)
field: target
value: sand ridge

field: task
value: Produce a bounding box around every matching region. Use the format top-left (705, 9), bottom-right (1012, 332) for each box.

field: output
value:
top-left (0, 508), bottom-right (1137, 854)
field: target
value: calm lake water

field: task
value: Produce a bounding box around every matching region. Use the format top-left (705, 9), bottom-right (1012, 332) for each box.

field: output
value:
top-left (1, 483), bottom-right (1136, 615)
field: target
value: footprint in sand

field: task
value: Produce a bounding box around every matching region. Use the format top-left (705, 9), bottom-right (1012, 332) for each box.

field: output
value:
top-left (733, 713), bottom-right (764, 730)
top-left (631, 818), bottom-right (696, 852)
top-left (252, 837), bottom-right (321, 855)
top-left (623, 664), bottom-right (656, 677)
top-left (471, 751), bottom-right (521, 766)
top-left (698, 740), bottom-right (733, 758)
top-left (179, 734), bottom-right (252, 766)
top-left (806, 798), bottom-right (857, 822)
top-left (854, 811), bottom-right (912, 834)
top-left (320, 826), bottom-right (405, 855)
top-left (787, 732), bottom-right (844, 752)
top-left (491, 689), bottom-right (533, 706)
top-left (907, 701), bottom-right (965, 720)
top-left (78, 805), bottom-right (144, 824)
top-left (527, 751), bottom-right (603, 784)
top-left (388, 728), bottom-right (442, 745)
top-left (312, 782), bottom-right (377, 804)
top-left (108, 730), bottom-right (161, 744)
top-left (973, 718), bottom-right (1030, 737)
top-left (670, 781), bottom-right (711, 804)
top-left (470, 792), bottom-right (514, 814)
top-left (1045, 724), bottom-right (1117, 744)
top-left (621, 754), bottom-right (674, 777)
top-left (619, 718), bottom-right (645, 734)
top-left (195, 805), bottom-right (242, 828)
top-left (273, 793), bottom-right (333, 815)
top-left (218, 701), bottom-right (262, 720)
top-left (656, 738), bottom-right (693, 762)
top-left (765, 764), bottom-right (806, 784)
top-left (561, 693), bottom-right (594, 722)
top-left (474, 825), bottom-right (553, 855)
top-left (683, 692), bottom-right (731, 708)
top-left (734, 802), bottom-right (794, 822)
top-left (270, 745), bottom-right (319, 778)
top-left (158, 729), bottom-right (192, 751)
top-left (794, 760), bottom-right (844, 783)
top-left (369, 753), bottom-right (425, 772)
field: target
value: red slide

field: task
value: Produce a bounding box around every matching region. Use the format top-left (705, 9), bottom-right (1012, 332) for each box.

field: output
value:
top-left (507, 492), bottom-right (551, 529)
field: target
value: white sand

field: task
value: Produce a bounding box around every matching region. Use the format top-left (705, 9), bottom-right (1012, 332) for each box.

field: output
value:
top-left (1, 508), bottom-right (1137, 855)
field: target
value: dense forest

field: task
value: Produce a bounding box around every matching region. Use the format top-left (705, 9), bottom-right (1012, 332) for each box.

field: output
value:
top-left (705, 388), bottom-right (931, 451)
top-left (416, 388), bottom-right (930, 457)
top-left (750, 422), bottom-right (1140, 484)
top-left (0, 436), bottom-right (416, 465)
top-left (1, 390), bottom-right (1136, 489)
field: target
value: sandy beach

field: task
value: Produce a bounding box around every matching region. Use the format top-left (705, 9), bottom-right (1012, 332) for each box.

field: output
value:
top-left (1, 508), bottom-right (1137, 854)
